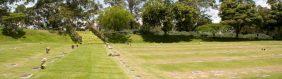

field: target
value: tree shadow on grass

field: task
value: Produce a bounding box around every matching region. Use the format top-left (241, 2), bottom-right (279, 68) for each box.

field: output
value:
top-left (200, 37), bottom-right (263, 42)
top-left (140, 34), bottom-right (193, 43)
top-left (140, 34), bottom-right (281, 43)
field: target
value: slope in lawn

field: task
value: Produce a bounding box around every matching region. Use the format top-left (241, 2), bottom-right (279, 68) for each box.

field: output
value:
top-left (0, 29), bottom-right (72, 43)
top-left (0, 30), bottom-right (75, 78)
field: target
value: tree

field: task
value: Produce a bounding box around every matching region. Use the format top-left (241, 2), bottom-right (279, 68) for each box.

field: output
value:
top-left (142, 0), bottom-right (173, 35)
top-left (98, 6), bottom-right (134, 31)
top-left (126, 0), bottom-right (146, 30)
top-left (126, 0), bottom-right (146, 15)
top-left (197, 23), bottom-right (230, 36)
top-left (98, 6), bottom-right (134, 43)
top-left (2, 13), bottom-right (26, 38)
top-left (267, 0), bottom-right (282, 36)
top-left (174, 0), bottom-right (214, 31)
top-left (29, 0), bottom-right (98, 30)
top-left (257, 6), bottom-right (273, 34)
top-left (0, 0), bottom-right (32, 38)
top-left (26, 0), bottom-right (99, 43)
top-left (173, 2), bottom-right (198, 31)
top-left (0, 0), bottom-right (13, 23)
top-left (30, 0), bottom-right (61, 29)
top-left (220, 0), bottom-right (260, 38)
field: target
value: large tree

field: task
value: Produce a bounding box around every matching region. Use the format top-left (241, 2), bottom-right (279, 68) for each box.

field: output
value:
top-left (142, 0), bottom-right (173, 35)
top-left (267, 0), bottom-right (282, 35)
top-left (174, 0), bottom-right (215, 31)
top-left (29, 0), bottom-right (98, 30)
top-left (0, 0), bottom-right (32, 38)
top-left (173, 2), bottom-right (198, 31)
top-left (98, 6), bottom-right (134, 43)
top-left (257, 6), bottom-right (273, 34)
top-left (1, 13), bottom-right (26, 38)
top-left (220, 0), bottom-right (260, 38)
top-left (126, 0), bottom-right (146, 15)
top-left (25, 0), bottom-right (99, 43)
top-left (98, 6), bottom-right (134, 31)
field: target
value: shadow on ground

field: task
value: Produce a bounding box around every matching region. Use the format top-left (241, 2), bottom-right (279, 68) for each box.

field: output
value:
top-left (139, 34), bottom-right (281, 43)
top-left (140, 34), bottom-right (193, 43)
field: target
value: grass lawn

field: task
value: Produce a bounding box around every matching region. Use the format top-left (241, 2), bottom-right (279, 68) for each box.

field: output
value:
top-left (1, 29), bottom-right (282, 79)
top-left (113, 41), bottom-right (282, 79)
top-left (32, 44), bottom-right (128, 79)
top-left (0, 30), bottom-right (128, 79)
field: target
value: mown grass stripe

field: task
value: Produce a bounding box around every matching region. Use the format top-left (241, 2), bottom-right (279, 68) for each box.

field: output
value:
top-left (33, 44), bottom-right (128, 79)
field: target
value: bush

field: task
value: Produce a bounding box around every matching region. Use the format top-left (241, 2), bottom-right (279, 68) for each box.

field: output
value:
top-left (98, 6), bottom-right (134, 31)
top-left (1, 13), bottom-right (26, 39)
top-left (97, 6), bottom-right (134, 43)
top-left (2, 25), bottom-right (26, 39)
top-left (197, 23), bottom-right (231, 36)
top-left (103, 31), bottom-right (131, 43)
top-left (241, 34), bottom-right (272, 40)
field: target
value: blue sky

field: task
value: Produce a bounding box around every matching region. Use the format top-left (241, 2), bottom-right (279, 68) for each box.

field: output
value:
top-left (10, 0), bottom-right (270, 23)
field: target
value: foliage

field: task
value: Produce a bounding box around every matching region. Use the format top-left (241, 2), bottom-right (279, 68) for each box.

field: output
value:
top-left (126, 0), bottom-right (146, 17)
top-left (220, 0), bottom-right (261, 38)
top-left (141, 0), bottom-right (213, 34)
top-left (1, 13), bottom-right (26, 39)
top-left (257, 6), bottom-right (273, 34)
top-left (173, 2), bottom-right (198, 31)
top-left (177, 0), bottom-right (215, 30)
top-left (98, 6), bottom-right (134, 31)
top-left (98, 6), bottom-right (134, 43)
top-left (103, 32), bottom-right (131, 43)
top-left (142, 0), bottom-right (173, 34)
top-left (267, 0), bottom-right (282, 35)
top-left (197, 23), bottom-right (230, 36)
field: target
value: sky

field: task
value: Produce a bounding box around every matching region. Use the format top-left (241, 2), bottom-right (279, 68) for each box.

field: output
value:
top-left (9, 0), bottom-right (270, 23)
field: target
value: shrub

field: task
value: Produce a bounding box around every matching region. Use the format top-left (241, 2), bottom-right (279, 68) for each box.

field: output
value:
top-left (197, 23), bottom-right (231, 37)
top-left (2, 25), bottom-right (26, 39)
top-left (1, 13), bottom-right (26, 39)
top-left (98, 6), bottom-right (134, 43)
top-left (98, 6), bottom-right (134, 31)
top-left (103, 31), bottom-right (131, 43)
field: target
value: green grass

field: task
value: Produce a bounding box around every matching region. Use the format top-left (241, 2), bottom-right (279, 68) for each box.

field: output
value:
top-left (113, 40), bottom-right (282, 79)
top-left (2, 30), bottom-right (282, 79)
top-left (156, 58), bottom-right (282, 71)
top-left (32, 44), bottom-right (128, 79)
top-left (0, 29), bottom-right (72, 43)
top-left (0, 30), bottom-right (74, 79)
top-left (0, 43), bottom-right (74, 79)
top-left (0, 30), bottom-right (128, 79)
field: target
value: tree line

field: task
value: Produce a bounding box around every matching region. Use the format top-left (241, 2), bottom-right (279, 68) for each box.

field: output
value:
top-left (0, 0), bottom-right (281, 43)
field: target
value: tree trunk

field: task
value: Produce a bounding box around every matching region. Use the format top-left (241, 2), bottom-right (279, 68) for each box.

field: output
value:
top-left (236, 32), bottom-right (239, 38)
top-left (235, 26), bottom-right (242, 38)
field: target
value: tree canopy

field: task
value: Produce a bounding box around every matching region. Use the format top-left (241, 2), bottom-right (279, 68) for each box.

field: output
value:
top-left (0, 0), bottom-right (282, 41)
